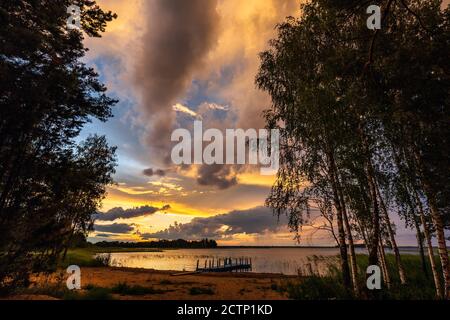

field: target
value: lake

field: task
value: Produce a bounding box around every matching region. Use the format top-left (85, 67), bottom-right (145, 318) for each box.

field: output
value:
top-left (104, 247), bottom-right (418, 275)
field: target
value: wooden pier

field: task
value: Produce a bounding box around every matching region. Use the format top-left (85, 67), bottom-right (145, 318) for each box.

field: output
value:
top-left (196, 257), bottom-right (252, 273)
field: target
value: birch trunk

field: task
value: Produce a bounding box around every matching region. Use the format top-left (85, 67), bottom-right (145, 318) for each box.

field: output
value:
top-left (338, 177), bottom-right (359, 296)
top-left (375, 184), bottom-right (407, 284)
top-left (327, 153), bottom-right (351, 290)
top-left (379, 240), bottom-right (391, 289)
top-left (357, 124), bottom-right (380, 267)
top-left (413, 215), bottom-right (428, 278)
top-left (366, 162), bottom-right (380, 266)
top-left (333, 192), bottom-right (352, 291)
top-left (414, 149), bottom-right (450, 299)
top-left (415, 189), bottom-right (444, 299)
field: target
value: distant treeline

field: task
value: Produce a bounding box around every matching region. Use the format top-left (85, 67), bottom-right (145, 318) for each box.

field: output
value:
top-left (93, 239), bottom-right (218, 249)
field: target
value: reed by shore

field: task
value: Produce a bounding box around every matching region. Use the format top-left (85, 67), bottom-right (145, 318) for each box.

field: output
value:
top-left (2, 248), bottom-right (444, 300)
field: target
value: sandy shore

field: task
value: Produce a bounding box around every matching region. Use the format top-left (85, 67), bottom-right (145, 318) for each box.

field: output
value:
top-left (8, 267), bottom-right (297, 300)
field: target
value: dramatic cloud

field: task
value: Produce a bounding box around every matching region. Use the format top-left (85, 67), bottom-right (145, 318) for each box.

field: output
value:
top-left (171, 101), bottom-right (244, 190)
top-left (84, 1), bottom-right (439, 246)
top-left (95, 233), bottom-right (114, 238)
top-left (89, 1), bottom-right (301, 190)
top-left (94, 223), bottom-right (135, 234)
top-left (173, 103), bottom-right (201, 119)
top-left (134, 0), bottom-right (220, 164)
top-left (205, 0), bottom-right (301, 130)
top-left (141, 206), bottom-right (288, 240)
top-left (84, 0), bottom-right (146, 98)
top-left (172, 1), bottom-right (301, 189)
top-left (142, 168), bottom-right (166, 177)
top-left (94, 205), bottom-right (170, 221)
top-left (197, 164), bottom-right (238, 190)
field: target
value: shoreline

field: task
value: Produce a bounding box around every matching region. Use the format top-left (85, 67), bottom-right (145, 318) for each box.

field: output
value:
top-left (11, 266), bottom-right (295, 300)
top-left (5, 252), bottom-right (442, 300)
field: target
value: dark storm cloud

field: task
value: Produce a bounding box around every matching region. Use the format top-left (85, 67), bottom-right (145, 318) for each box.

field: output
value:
top-left (197, 164), bottom-right (238, 190)
top-left (93, 205), bottom-right (171, 221)
top-left (94, 223), bottom-right (134, 234)
top-left (141, 206), bottom-right (288, 240)
top-left (143, 168), bottom-right (166, 177)
top-left (95, 233), bottom-right (114, 238)
top-left (135, 0), bottom-right (220, 163)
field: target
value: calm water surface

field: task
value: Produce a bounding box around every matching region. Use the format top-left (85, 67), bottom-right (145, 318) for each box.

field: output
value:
top-left (106, 247), bottom-right (419, 275)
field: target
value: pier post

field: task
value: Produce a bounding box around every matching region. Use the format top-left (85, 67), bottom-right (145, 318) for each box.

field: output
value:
top-left (197, 257), bottom-right (252, 273)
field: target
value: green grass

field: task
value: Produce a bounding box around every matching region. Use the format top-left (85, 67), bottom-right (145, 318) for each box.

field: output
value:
top-left (111, 282), bottom-right (165, 295)
top-left (280, 254), bottom-right (445, 300)
top-left (282, 275), bottom-right (352, 300)
top-left (59, 249), bottom-right (112, 268)
top-left (24, 281), bottom-right (168, 300)
top-left (20, 283), bottom-right (114, 300)
top-left (353, 254), bottom-right (442, 300)
top-left (59, 248), bottom-right (102, 268)
top-left (59, 247), bottom-right (163, 268)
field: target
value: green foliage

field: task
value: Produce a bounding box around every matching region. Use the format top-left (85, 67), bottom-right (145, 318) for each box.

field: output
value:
top-left (59, 248), bottom-right (165, 268)
top-left (59, 248), bottom-right (100, 268)
top-left (283, 254), bottom-right (443, 300)
top-left (284, 276), bottom-right (352, 300)
top-left (0, 0), bottom-right (118, 292)
top-left (93, 253), bottom-right (112, 267)
top-left (19, 282), bottom-right (114, 300)
top-left (257, 0), bottom-right (450, 296)
top-left (355, 254), bottom-right (443, 300)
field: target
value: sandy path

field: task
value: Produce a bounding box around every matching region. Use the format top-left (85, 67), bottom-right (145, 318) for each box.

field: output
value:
top-left (80, 267), bottom-right (292, 300)
top-left (5, 267), bottom-right (296, 300)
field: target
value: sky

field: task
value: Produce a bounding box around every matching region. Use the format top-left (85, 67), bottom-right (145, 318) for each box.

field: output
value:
top-left (81, 0), bottom-right (449, 246)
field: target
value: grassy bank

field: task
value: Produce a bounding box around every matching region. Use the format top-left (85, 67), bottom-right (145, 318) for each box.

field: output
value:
top-left (54, 249), bottom-right (445, 300)
top-left (279, 254), bottom-right (445, 300)
top-left (18, 281), bottom-right (172, 300)
top-left (59, 247), bottom-right (162, 268)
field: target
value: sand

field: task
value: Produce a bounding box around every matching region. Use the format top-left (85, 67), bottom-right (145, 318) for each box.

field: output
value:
top-left (7, 267), bottom-right (297, 300)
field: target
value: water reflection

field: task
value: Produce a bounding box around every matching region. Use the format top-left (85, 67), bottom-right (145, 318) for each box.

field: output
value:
top-left (106, 248), bottom-right (343, 275)
top-left (104, 247), bottom-right (420, 275)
